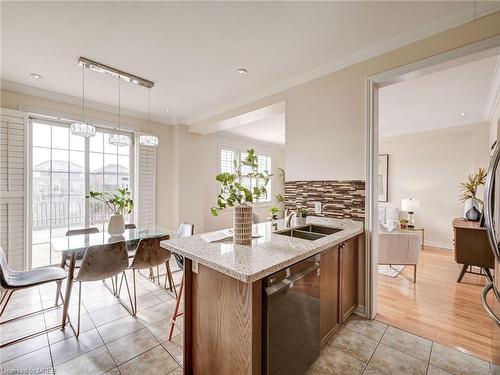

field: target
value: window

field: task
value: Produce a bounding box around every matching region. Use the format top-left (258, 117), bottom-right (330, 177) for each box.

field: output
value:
top-left (219, 147), bottom-right (272, 203)
top-left (31, 120), bottom-right (133, 268)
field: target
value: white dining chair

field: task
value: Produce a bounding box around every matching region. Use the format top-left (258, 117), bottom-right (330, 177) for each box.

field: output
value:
top-left (73, 241), bottom-right (133, 337)
top-left (0, 246), bottom-right (67, 347)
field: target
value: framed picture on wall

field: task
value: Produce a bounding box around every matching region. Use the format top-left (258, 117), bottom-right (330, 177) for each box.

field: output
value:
top-left (378, 154), bottom-right (389, 202)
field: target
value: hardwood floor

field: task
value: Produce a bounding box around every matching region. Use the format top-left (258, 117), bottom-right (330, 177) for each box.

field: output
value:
top-left (376, 246), bottom-right (497, 363)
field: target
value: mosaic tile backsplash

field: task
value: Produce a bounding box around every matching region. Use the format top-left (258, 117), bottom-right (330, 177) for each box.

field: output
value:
top-left (284, 180), bottom-right (365, 221)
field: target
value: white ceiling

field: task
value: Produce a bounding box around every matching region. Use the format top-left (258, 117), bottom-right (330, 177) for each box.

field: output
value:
top-left (1, 2), bottom-right (500, 126)
top-left (379, 55), bottom-right (500, 137)
top-left (222, 113), bottom-right (285, 145)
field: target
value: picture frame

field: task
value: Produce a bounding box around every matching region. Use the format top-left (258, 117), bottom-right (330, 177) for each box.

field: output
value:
top-left (378, 154), bottom-right (389, 202)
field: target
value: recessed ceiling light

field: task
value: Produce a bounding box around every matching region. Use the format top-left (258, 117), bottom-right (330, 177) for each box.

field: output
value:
top-left (236, 68), bottom-right (248, 77)
top-left (30, 73), bottom-right (42, 79)
top-left (164, 108), bottom-right (171, 113)
top-left (460, 111), bottom-right (468, 117)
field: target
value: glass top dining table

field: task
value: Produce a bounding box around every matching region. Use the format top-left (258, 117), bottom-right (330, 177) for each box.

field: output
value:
top-left (51, 226), bottom-right (177, 254)
top-left (52, 226), bottom-right (177, 331)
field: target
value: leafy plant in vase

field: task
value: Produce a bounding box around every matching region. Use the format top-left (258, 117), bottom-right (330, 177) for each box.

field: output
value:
top-left (459, 168), bottom-right (486, 221)
top-left (211, 149), bottom-right (272, 244)
top-left (296, 208), bottom-right (310, 225)
top-left (88, 188), bottom-right (134, 236)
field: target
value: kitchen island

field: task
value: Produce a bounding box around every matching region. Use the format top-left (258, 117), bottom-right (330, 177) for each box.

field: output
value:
top-left (161, 216), bottom-right (364, 375)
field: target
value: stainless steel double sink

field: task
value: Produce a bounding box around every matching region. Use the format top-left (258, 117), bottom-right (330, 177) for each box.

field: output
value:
top-left (274, 224), bottom-right (342, 241)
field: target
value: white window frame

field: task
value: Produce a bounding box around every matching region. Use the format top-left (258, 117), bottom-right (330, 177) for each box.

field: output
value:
top-left (28, 116), bottom-right (135, 268)
top-left (218, 145), bottom-right (273, 205)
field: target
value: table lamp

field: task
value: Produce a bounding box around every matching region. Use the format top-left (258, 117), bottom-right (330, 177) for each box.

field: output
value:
top-left (402, 198), bottom-right (420, 228)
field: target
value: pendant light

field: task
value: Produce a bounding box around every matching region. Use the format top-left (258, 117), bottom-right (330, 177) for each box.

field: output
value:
top-left (109, 75), bottom-right (131, 147)
top-left (70, 65), bottom-right (96, 137)
top-left (139, 88), bottom-right (159, 147)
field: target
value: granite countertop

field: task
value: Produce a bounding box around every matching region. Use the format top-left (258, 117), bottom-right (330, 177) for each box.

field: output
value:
top-left (160, 216), bottom-right (364, 283)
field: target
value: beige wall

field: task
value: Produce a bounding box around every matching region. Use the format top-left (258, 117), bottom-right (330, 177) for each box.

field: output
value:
top-left (190, 12), bottom-right (500, 182)
top-left (171, 125), bottom-right (285, 233)
top-left (0, 89), bottom-right (178, 230)
top-left (380, 123), bottom-right (490, 248)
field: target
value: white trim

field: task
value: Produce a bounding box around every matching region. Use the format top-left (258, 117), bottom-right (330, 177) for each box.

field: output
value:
top-left (187, 5), bottom-right (500, 125)
top-left (483, 55), bottom-right (500, 121)
top-left (365, 35), bottom-right (500, 321)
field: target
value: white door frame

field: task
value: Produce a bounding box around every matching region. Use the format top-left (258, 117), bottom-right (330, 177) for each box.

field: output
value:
top-left (364, 35), bottom-right (500, 319)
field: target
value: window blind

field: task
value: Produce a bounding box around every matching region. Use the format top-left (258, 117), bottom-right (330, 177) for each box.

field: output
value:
top-left (0, 109), bottom-right (26, 270)
top-left (136, 139), bottom-right (156, 228)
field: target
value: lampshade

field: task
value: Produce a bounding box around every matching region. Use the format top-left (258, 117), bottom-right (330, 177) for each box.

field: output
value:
top-left (401, 198), bottom-right (420, 212)
top-left (139, 134), bottom-right (159, 147)
top-left (70, 122), bottom-right (96, 137)
top-left (108, 133), bottom-right (131, 147)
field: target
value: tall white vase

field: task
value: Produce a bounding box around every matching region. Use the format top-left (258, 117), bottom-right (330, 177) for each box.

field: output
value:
top-left (233, 205), bottom-right (252, 245)
top-left (108, 214), bottom-right (125, 236)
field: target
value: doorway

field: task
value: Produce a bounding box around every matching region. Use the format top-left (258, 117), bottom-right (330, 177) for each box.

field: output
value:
top-left (365, 36), bottom-right (500, 360)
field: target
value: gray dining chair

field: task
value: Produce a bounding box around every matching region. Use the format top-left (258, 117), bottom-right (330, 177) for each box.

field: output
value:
top-left (73, 241), bottom-right (133, 337)
top-left (0, 246), bottom-right (67, 348)
top-left (168, 223), bottom-right (194, 341)
top-left (118, 235), bottom-right (173, 315)
top-left (55, 227), bottom-right (99, 304)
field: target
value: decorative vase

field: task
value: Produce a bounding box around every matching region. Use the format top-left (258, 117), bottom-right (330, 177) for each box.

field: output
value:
top-left (294, 216), bottom-right (307, 226)
top-left (464, 198), bottom-right (481, 221)
top-left (233, 205), bottom-right (252, 245)
top-left (108, 214), bottom-right (125, 236)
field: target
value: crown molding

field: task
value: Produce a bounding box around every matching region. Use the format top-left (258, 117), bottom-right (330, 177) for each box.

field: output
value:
top-left (0, 79), bottom-right (184, 126)
top-left (483, 55), bottom-right (500, 121)
top-left (186, 5), bottom-right (500, 125)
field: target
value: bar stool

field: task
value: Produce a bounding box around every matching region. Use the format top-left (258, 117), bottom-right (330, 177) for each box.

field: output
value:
top-left (168, 223), bottom-right (194, 341)
top-left (0, 246), bottom-right (67, 347)
top-left (119, 235), bottom-right (173, 315)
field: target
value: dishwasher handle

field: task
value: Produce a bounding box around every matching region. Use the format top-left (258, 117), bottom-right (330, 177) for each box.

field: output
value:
top-left (265, 263), bottom-right (320, 296)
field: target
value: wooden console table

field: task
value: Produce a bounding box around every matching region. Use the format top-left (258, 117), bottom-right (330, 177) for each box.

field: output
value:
top-left (452, 218), bottom-right (495, 283)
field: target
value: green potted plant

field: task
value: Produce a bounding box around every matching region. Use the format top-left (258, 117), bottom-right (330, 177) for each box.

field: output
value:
top-left (88, 188), bottom-right (134, 236)
top-left (211, 149), bottom-right (272, 244)
top-left (459, 167), bottom-right (486, 221)
top-left (296, 208), bottom-right (309, 225)
top-left (270, 207), bottom-right (280, 220)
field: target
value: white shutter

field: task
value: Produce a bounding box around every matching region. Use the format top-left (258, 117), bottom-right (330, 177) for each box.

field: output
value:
top-left (136, 140), bottom-right (156, 228)
top-left (0, 109), bottom-right (27, 270)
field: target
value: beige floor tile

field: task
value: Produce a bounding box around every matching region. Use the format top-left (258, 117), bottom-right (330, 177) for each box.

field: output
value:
top-left (118, 345), bottom-right (179, 375)
top-left (97, 314), bottom-right (144, 343)
top-left (55, 345), bottom-right (116, 375)
top-left (136, 302), bottom-right (173, 325)
top-left (366, 343), bottom-right (427, 375)
top-left (162, 334), bottom-right (183, 366)
top-left (89, 303), bottom-right (129, 327)
top-left (103, 368), bottom-right (120, 375)
top-left (328, 326), bottom-right (378, 363)
top-left (380, 326), bottom-right (432, 362)
top-left (144, 317), bottom-right (182, 342)
top-left (1, 346), bottom-right (53, 372)
top-left (167, 367), bottom-right (183, 375)
top-left (133, 292), bottom-right (164, 312)
top-left (107, 328), bottom-right (159, 365)
top-left (50, 328), bottom-right (104, 366)
top-left (362, 367), bottom-right (386, 375)
top-left (46, 313), bottom-right (95, 344)
top-left (427, 365), bottom-right (455, 375)
top-left (0, 333), bottom-right (48, 363)
top-left (1, 300), bottom-right (43, 321)
top-left (310, 344), bottom-right (365, 375)
top-left (429, 343), bottom-right (491, 375)
top-left (0, 314), bottom-right (46, 344)
top-left (345, 315), bottom-right (387, 342)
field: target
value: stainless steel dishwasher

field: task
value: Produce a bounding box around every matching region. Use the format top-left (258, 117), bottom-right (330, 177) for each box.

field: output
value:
top-left (262, 254), bottom-right (321, 375)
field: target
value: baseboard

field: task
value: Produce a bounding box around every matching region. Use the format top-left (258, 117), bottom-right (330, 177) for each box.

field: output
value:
top-left (353, 305), bottom-right (366, 317)
top-left (425, 241), bottom-right (453, 250)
